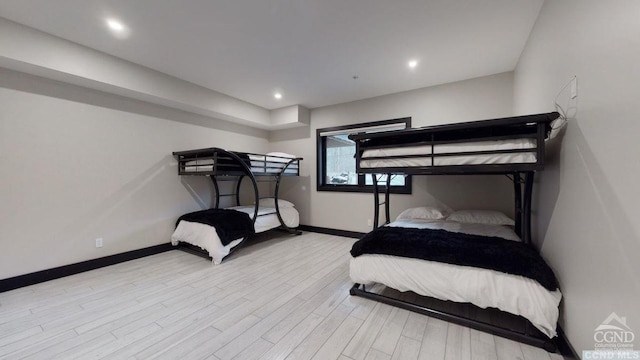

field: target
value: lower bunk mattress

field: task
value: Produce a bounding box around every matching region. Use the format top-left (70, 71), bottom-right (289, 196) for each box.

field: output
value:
top-left (171, 205), bottom-right (299, 264)
top-left (349, 219), bottom-right (562, 338)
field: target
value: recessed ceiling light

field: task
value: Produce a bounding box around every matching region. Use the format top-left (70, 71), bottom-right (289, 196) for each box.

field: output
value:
top-left (105, 18), bottom-right (130, 38)
top-left (274, 92), bottom-right (283, 100)
top-left (408, 60), bottom-right (418, 69)
top-left (107, 19), bottom-right (124, 31)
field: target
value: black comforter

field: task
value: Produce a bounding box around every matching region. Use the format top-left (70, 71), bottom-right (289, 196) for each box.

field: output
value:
top-left (176, 208), bottom-right (255, 245)
top-left (350, 227), bottom-right (558, 291)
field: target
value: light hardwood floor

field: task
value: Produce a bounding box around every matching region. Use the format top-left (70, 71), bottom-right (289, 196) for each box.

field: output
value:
top-left (0, 232), bottom-right (564, 360)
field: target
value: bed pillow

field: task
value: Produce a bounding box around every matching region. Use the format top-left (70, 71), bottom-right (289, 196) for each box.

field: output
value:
top-left (447, 210), bottom-right (515, 226)
top-left (266, 152), bottom-right (297, 159)
top-left (396, 206), bottom-right (450, 221)
top-left (259, 197), bottom-right (295, 208)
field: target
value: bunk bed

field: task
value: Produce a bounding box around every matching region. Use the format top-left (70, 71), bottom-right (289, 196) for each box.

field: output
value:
top-left (347, 112), bottom-right (563, 351)
top-left (171, 148), bottom-right (302, 263)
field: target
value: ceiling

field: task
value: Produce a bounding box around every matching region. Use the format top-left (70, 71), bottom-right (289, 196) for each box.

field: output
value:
top-left (0, 0), bottom-right (543, 110)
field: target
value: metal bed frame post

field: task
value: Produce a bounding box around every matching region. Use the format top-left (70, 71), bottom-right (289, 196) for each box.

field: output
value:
top-left (372, 174), bottom-right (380, 228)
top-left (212, 151), bottom-right (221, 209)
top-left (372, 174), bottom-right (391, 229)
top-left (384, 175), bottom-right (391, 225)
top-left (512, 172), bottom-right (523, 239)
top-left (210, 176), bottom-right (221, 209)
top-left (274, 158), bottom-right (303, 235)
top-left (522, 171), bottom-right (535, 246)
top-left (509, 171), bottom-right (536, 245)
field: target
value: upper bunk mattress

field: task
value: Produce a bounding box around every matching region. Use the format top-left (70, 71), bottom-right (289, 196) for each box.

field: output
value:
top-left (360, 138), bottom-right (537, 168)
top-left (173, 148), bottom-right (300, 176)
top-left (184, 162), bottom-right (298, 175)
top-left (184, 157), bottom-right (298, 175)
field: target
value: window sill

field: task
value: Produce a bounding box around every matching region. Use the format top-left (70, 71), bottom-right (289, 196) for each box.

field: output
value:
top-left (317, 184), bottom-right (412, 194)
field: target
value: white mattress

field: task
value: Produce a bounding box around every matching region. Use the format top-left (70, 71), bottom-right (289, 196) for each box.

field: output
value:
top-left (360, 138), bottom-right (537, 168)
top-left (227, 205), bottom-right (299, 233)
top-left (349, 219), bottom-right (561, 338)
top-left (184, 165), bottom-right (297, 174)
top-left (171, 206), bottom-right (299, 264)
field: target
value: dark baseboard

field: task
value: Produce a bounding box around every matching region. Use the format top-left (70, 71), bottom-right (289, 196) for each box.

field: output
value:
top-left (557, 326), bottom-right (580, 359)
top-left (0, 243), bottom-right (174, 293)
top-left (298, 225), bottom-right (365, 239)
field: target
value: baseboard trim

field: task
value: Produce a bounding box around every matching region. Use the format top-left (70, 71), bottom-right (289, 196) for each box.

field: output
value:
top-left (0, 243), bottom-right (174, 293)
top-left (299, 225), bottom-right (365, 239)
top-left (557, 326), bottom-right (580, 359)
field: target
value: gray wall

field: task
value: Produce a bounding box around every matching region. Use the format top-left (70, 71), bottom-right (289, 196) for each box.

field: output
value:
top-left (270, 72), bottom-right (515, 232)
top-left (0, 69), bottom-right (269, 279)
top-left (513, 0), bottom-right (640, 354)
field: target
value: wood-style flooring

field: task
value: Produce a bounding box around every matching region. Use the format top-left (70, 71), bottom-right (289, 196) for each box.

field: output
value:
top-left (0, 232), bottom-right (564, 360)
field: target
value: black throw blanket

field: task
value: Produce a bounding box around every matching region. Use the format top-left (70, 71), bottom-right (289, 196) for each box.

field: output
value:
top-left (351, 227), bottom-right (558, 291)
top-left (176, 209), bottom-right (255, 246)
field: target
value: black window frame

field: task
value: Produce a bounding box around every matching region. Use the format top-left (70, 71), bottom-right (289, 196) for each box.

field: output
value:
top-left (317, 117), bottom-right (412, 194)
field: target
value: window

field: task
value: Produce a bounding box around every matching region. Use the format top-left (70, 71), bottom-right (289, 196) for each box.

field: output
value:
top-left (317, 118), bottom-right (412, 193)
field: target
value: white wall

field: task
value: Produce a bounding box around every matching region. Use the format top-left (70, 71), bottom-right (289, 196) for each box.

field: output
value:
top-left (270, 72), bottom-right (515, 232)
top-left (0, 68), bottom-right (269, 279)
top-left (514, 0), bottom-right (640, 355)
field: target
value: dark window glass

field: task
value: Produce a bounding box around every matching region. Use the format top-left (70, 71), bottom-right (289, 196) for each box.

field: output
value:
top-left (317, 118), bottom-right (412, 194)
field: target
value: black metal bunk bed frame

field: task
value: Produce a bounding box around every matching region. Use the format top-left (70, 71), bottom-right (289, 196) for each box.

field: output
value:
top-left (347, 112), bottom-right (560, 352)
top-left (172, 147), bottom-right (302, 258)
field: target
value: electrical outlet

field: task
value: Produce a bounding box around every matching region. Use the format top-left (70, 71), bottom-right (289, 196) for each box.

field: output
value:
top-left (95, 238), bottom-right (103, 248)
top-left (367, 219), bottom-right (372, 227)
top-left (570, 76), bottom-right (578, 99)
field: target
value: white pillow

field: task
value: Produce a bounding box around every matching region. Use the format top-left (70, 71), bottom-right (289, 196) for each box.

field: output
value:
top-left (447, 210), bottom-right (515, 226)
top-left (266, 152), bottom-right (296, 159)
top-left (396, 206), bottom-right (450, 221)
top-left (259, 197), bottom-right (295, 208)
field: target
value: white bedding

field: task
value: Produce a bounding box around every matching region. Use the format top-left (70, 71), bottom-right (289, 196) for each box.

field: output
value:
top-left (360, 138), bottom-right (537, 168)
top-left (349, 219), bottom-right (561, 338)
top-left (171, 206), bottom-right (299, 264)
top-left (227, 205), bottom-right (299, 233)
